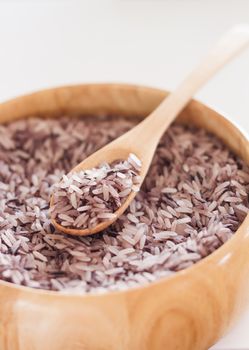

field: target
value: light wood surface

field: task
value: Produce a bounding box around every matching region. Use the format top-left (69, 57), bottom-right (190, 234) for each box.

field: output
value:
top-left (0, 83), bottom-right (248, 350)
top-left (50, 25), bottom-right (249, 236)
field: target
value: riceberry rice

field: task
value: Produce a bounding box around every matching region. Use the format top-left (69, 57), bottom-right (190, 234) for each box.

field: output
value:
top-left (0, 115), bottom-right (248, 293)
top-left (51, 155), bottom-right (141, 229)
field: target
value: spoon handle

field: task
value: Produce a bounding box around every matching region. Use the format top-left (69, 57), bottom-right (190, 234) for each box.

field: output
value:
top-left (52, 25), bottom-right (249, 236)
top-left (131, 25), bottom-right (249, 153)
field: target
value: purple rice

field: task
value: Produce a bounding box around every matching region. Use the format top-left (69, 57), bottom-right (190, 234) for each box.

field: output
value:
top-left (51, 155), bottom-right (141, 229)
top-left (0, 115), bottom-right (248, 293)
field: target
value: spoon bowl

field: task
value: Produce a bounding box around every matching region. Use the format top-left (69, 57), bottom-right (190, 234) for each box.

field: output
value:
top-left (51, 149), bottom-right (141, 235)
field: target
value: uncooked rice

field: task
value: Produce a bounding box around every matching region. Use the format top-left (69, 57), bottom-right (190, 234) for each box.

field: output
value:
top-left (51, 155), bottom-right (141, 229)
top-left (0, 115), bottom-right (248, 293)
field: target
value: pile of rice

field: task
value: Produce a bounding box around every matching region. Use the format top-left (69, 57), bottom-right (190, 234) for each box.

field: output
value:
top-left (51, 155), bottom-right (141, 229)
top-left (0, 115), bottom-right (248, 292)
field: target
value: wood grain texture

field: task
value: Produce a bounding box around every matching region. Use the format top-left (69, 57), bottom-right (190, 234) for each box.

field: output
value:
top-left (0, 84), bottom-right (249, 350)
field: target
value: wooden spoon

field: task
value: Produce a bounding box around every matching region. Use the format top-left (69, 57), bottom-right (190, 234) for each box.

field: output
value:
top-left (51, 25), bottom-right (249, 236)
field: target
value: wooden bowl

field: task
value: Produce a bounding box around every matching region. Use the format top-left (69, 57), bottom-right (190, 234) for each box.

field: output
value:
top-left (0, 84), bottom-right (249, 350)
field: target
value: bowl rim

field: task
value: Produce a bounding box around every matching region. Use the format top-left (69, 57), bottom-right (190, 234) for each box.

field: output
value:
top-left (0, 82), bottom-right (248, 299)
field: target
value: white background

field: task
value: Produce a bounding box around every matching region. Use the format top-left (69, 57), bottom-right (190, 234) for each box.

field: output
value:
top-left (0, 1), bottom-right (248, 349)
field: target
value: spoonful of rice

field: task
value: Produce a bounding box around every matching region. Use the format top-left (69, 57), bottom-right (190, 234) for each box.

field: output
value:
top-left (50, 25), bottom-right (249, 236)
